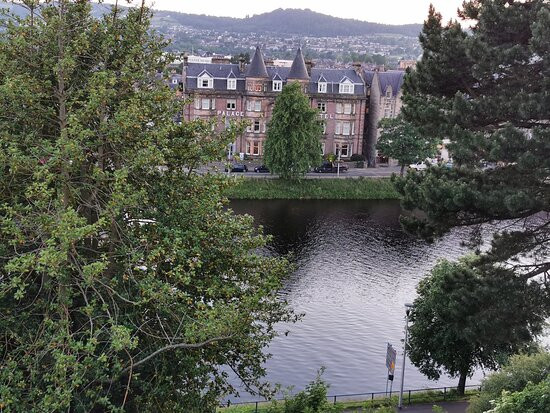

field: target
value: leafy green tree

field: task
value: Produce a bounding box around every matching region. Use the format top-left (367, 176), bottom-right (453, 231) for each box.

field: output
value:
top-left (486, 380), bottom-right (550, 413)
top-left (0, 1), bottom-right (293, 411)
top-left (408, 259), bottom-right (548, 395)
top-left (264, 82), bottom-right (322, 180)
top-left (468, 352), bottom-right (550, 413)
top-left (377, 116), bottom-right (439, 176)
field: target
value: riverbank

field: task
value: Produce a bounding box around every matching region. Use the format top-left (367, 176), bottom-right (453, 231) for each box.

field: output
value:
top-left (224, 177), bottom-right (400, 200)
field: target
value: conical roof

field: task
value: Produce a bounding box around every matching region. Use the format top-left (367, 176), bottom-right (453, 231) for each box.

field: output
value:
top-left (246, 46), bottom-right (268, 78)
top-left (287, 48), bottom-right (310, 80)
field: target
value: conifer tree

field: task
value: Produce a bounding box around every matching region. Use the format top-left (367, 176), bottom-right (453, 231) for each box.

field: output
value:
top-left (264, 82), bottom-right (322, 180)
top-left (0, 1), bottom-right (293, 411)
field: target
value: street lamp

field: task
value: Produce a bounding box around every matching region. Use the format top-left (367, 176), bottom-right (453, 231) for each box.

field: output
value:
top-left (398, 303), bottom-right (414, 409)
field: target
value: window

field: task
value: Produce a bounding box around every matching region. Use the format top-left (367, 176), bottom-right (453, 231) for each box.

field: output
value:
top-left (253, 120), bottom-right (261, 133)
top-left (194, 98), bottom-right (200, 110)
top-left (226, 99), bottom-right (236, 110)
top-left (273, 80), bottom-right (282, 91)
top-left (201, 98), bottom-right (215, 110)
top-left (343, 103), bottom-right (352, 114)
top-left (336, 103), bottom-right (343, 114)
top-left (321, 142), bottom-right (325, 155)
top-left (321, 122), bottom-right (327, 134)
top-left (318, 82), bottom-right (327, 93)
top-left (254, 100), bottom-right (261, 112)
top-left (335, 121), bottom-right (342, 135)
top-left (254, 83), bottom-right (262, 92)
top-left (317, 102), bottom-right (327, 113)
top-left (246, 141), bottom-right (261, 155)
top-left (246, 100), bottom-right (261, 112)
top-left (386, 87), bottom-right (392, 98)
top-left (384, 109), bottom-right (393, 118)
top-left (227, 78), bottom-right (237, 90)
top-left (342, 121), bottom-right (351, 136)
top-left (335, 144), bottom-right (350, 157)
top-left (172, 78), bottom-right (178, 84)
top-left (339, 82), bottom-right (354, 94)
top-left (197, 74), bottom-right (213, 89)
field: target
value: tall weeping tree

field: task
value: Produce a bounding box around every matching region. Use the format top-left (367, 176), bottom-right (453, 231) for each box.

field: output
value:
top-left (264, 82), bottom-right (322, 180)
top-left (0, 1), bottom-right (294, 411)
top-left (395, 0), bottom-right (550, 394)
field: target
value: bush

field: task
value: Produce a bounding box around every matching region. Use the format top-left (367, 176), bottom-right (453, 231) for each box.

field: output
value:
top-left (486, 380), bottom-right (550, 413)
top-left (350, 154), bottom-right (366, 162)
top-left (267, 369), bottom-right (341, 413)
top-left (467, 352), bottom-right (550, 413)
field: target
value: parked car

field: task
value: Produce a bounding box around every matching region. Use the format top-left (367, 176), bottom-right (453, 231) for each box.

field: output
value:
top-left (313, 161), bottom-right (348, 173)
top-left (408, 162), bottom-right (428, 171)
top-left (225, 163), bottom-right (248, 172)
top-left (254, 165), bottom-right (270, 173)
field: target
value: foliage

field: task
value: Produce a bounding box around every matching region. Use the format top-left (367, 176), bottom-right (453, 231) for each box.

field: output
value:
top-left (395, 0), bottom-right (550, 276)
top-left (224, 178), bottom-right (400, 200)
top-left (0, 1), bottom-right (293, 411)
top-left (264, 82), bottom-right (322, 180)
top-left (431, 406), bottom-right (446, 413)
top-left (377, 116), bottom-right (439, 175)
top-left (408, 258), bottom-right (548, 395)
top-left (467, 352), bottom-right (550, 413)
top-left (350, 154), bottom-right (366, 162)
top-left (267, 370), bottom-right (341, 413)
top-left (486, 380), bottom-right (550, 413)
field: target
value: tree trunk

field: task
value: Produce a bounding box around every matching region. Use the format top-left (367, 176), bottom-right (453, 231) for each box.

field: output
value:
top-left (457, 370), bottom-right (468, 395)
top-left (400, 164), bottom-right (405, 176)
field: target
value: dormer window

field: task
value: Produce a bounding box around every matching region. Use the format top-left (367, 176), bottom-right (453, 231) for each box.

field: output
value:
top-left (227, 78), bottom-right (237, 90)
top-left (272, 80), bottom-right (282, 92)
top-left (318, 82), bottom-right (327, 93)
top-left (339, 79), bottom-right (354, 94)
top-left (385, 87), bottom-right (392, 98)
top-left (197, 72), bottom-right (213, 89)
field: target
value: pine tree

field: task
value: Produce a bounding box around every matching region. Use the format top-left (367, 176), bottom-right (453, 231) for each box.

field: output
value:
top-left (0, 1), bottom-right (293, 411)
top-left (263, 82), bottom-right (322, 180)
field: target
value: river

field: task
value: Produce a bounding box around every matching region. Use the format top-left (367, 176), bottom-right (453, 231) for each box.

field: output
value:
top-left (228, 199), bottom-right (487, 401)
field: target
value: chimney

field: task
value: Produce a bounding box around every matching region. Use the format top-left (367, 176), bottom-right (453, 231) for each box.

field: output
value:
top-left (183, 54), bottom-right (189, 67)
top-left (239, 57), bottom-right (246, 73)
top-left (212, 56), bottom-right (231, 64)
top-left (353, 62), bottom-right (362, 76)
top-left (305, 59), bottom-right (314, 76)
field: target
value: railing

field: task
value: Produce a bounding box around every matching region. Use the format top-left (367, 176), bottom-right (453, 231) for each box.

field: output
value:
top-left (223, 384), bottom-right (481, 412)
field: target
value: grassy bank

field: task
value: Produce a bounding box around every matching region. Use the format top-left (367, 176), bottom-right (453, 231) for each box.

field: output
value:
top-left (224, 178), bottom-right (399, 200)
top-left (218, 388), bottom-right (478, 412)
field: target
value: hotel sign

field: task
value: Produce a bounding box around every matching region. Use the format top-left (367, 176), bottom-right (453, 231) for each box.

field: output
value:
top-left (319, 114), bottom-right (335, 119)
top-left (217, 110), bottom-right (245, 117)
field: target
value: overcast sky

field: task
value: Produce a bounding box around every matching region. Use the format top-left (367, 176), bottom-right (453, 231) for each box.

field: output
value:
top-left (117, 1), bottom-right (465, 25)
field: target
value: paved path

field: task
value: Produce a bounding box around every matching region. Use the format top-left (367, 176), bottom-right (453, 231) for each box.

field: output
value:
top-left (343, 401), bottom-right (468, 413)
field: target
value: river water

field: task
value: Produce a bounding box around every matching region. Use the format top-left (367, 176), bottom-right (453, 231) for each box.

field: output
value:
top-left (228, 199), bottom-right (487, 401)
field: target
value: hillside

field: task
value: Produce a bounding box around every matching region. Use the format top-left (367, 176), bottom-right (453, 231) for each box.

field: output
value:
top-left (0, 3), bottom-right (422, 38)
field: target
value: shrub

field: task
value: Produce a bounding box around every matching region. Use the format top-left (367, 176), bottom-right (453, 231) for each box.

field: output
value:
top-left (467, 352), bottom-right (550, 413)
top-left (350, 154), bottom-right (366, 162)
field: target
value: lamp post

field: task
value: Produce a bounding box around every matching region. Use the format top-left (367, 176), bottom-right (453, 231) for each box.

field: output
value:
top-left (398, 303), bottom-right (414, 409)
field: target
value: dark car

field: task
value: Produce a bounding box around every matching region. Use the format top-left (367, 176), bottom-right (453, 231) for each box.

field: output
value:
top-left (313, 161), bottom-right (348, 173)
top-left (225, 163), bottom-right (248, 172)
top-left (254, 165), bottom-right (270, 173)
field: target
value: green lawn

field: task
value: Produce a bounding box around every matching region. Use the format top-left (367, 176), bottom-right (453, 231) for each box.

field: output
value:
top-left (224, 178), bottom-right (399, 200)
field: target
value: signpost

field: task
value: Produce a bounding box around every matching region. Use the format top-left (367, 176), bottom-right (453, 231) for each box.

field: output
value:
top-left (385, 343), bottom-right (397, 397)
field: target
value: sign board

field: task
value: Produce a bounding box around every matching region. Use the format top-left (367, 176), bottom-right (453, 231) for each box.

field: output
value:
top-left (386, 343), bottom-right (397, 375)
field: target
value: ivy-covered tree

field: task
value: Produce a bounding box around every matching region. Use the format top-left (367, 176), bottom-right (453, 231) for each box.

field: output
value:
top-left (0, 1), bottom-right (293, 411)
top-left (377, 115), bottom-right (439, 176)
top-left (408, 259), bottom-right (548, 395)
top-left (264, 82), bottom-right (322, 180)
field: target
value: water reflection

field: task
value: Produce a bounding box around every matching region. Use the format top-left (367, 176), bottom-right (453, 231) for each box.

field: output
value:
top-left (229, 200), bottom-right (483, 401)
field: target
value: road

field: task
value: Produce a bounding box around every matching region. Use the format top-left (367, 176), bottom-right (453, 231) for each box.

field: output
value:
top-left (204, 163), bottom-right (403, 178)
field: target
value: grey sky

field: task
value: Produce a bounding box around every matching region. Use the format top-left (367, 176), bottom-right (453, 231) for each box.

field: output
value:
top-left (119, 1), bottom-right (465, 25)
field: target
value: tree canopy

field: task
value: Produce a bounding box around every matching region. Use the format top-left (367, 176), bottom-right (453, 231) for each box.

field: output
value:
top-left (376, 115), bottom-right (439, 175)
top-left (395, 1), bottom-right (550, 287)
top-left (264, 82), bottom-right (322, 180)
top-left (0, 1), bottom-right (293, 411)
top-left (408, 258), bottom-right (548, 395)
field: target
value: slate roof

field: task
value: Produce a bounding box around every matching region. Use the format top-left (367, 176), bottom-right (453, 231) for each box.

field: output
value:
top-left (365, 70), bottom-right (405, 97)
top-left (287, 48), bottom-right (310, 80)
top-left (246, 46), bottom-right (269, 78)
top-left (309, 68), bottom-right (365, 95)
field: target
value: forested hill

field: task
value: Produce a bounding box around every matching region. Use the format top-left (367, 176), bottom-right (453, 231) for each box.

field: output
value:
top-left (0, 3), bottom-right (423, 38)
top-left (152, 8), bottom-right (423, 37)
